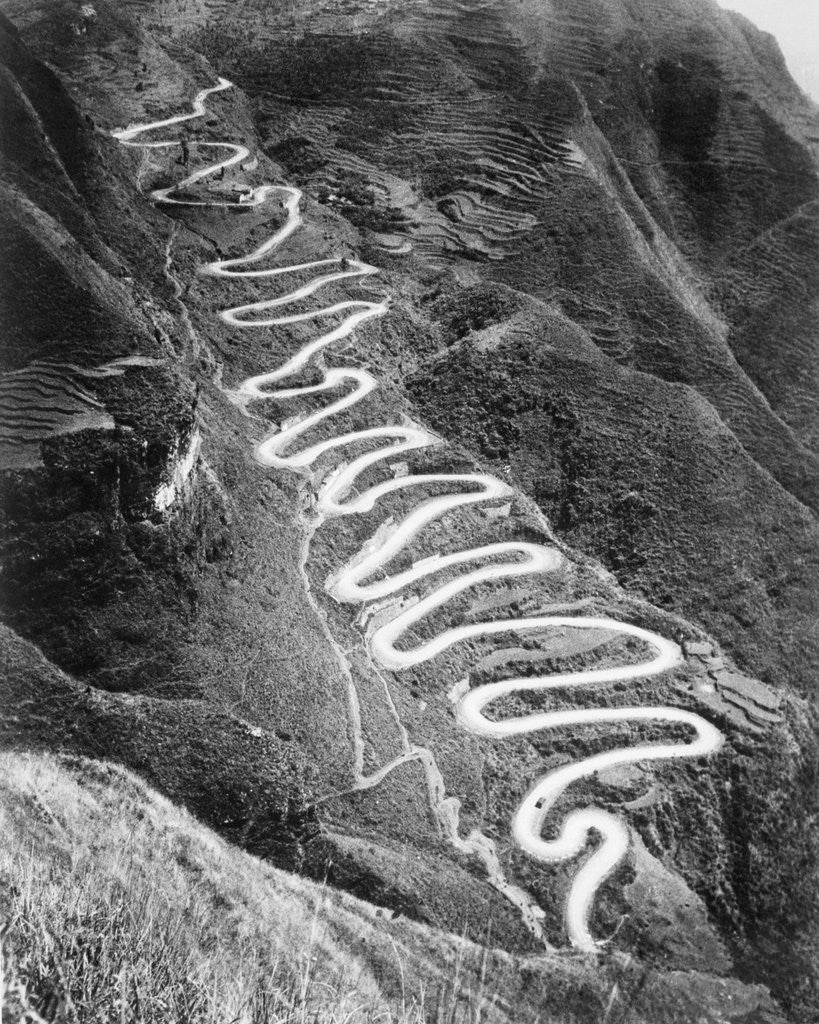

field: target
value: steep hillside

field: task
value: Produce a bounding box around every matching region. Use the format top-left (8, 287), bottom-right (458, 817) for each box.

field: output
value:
top-left (157, 0), bottom-right (819, 698)
top-left (1, 751), bottom-right (787, 1024)
top-left (0, 2), bottom-right (817, 1022)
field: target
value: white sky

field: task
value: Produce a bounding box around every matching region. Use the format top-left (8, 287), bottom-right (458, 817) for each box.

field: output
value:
top-left (719, 0), bottom-right (819, 100)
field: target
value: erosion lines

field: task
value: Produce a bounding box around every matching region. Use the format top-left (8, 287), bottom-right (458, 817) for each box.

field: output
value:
top-left (114, 80), bottom-right (722, 952)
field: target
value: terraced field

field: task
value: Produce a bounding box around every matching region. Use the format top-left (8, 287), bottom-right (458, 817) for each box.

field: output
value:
top-left (0, 357), bottom-right (161, 469)
top-left (172, 0), bottom-right (583, 265)
top-left (0, 363), bottom-right (112, 469)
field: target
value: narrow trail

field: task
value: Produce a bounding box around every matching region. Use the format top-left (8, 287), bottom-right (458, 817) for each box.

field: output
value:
top-left (114, 79), bottom-right (723, 952)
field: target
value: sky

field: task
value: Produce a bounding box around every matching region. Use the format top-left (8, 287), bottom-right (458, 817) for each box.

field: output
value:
top-left (719, 0), bottom-right (819, 100)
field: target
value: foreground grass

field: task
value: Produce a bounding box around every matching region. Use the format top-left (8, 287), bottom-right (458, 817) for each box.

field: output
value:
top-left (2, 862), bottom-right (380, 1023)
top-left (0, 752), bottom-right (791, 1024)
top-left (0, 753), bottom-right (491, 1024)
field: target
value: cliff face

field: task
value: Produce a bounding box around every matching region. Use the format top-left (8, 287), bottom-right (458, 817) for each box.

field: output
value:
top-left (0, 1), bottom-right (817, 1022)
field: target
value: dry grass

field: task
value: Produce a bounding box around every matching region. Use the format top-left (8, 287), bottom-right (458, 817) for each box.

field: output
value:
top-left (2, 861), bottom-right (342, 1023)
top-left (0, 753), bottom-right (494, 1024)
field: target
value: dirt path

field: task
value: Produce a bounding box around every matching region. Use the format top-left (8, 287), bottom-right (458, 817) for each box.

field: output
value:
top-left (114, 81), bottom-right (723, 952)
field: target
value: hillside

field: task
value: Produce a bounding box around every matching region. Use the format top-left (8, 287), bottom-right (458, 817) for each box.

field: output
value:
top-left (2, 750), bottom-right (788, 1023)
top-left (0, 1), bottom-right (817, 1021)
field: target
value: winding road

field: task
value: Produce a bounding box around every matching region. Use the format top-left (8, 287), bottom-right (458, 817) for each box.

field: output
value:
top-left (114, 79), bottom-right (723, 952)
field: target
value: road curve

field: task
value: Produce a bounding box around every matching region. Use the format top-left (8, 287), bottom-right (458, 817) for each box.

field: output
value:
top-left (114, 81), bottom-right (723, 952)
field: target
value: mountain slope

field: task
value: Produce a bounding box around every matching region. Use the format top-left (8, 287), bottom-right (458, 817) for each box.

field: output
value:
top-left (1, 749), bottom-right (788, 1024)
top-left (157, 0), bottom-right (819, 701)
top-left (0, 2), bottom-right (817, 1022)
